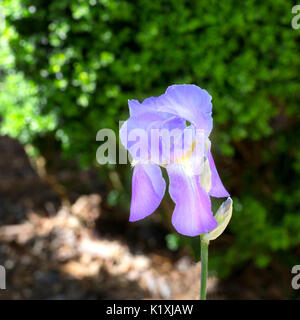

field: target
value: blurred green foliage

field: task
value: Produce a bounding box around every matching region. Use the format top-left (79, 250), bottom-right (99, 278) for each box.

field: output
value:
top-left (0, 0), bottom-right (300, 276)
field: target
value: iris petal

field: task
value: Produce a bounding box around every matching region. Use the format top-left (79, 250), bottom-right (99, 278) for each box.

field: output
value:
top-left (120, 111), bottom-right (186, 164)
top-left (207, 142), bottom-right (230, 198)
top-left (130, 163), bottom-right (166, 221)
top-left (157, 84), bottom-right (213, 136)
top-left (128, 98), bottom-right (159, 116)
top-left (167, 164), bottom-right (217, 236)
top-left (129, 85), bottom-right (213, 136)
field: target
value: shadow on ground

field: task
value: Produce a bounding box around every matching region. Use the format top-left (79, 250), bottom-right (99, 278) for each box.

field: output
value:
top-left (0, 136), bottom-right (297, 300)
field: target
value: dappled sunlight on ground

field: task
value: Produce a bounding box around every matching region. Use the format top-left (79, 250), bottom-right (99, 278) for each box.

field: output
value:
top-left (0, 136), bottom-right (295, 300)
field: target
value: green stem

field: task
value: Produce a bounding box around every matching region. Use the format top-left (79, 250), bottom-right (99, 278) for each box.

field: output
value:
top-left (200, 238), bottom-right (209, 300)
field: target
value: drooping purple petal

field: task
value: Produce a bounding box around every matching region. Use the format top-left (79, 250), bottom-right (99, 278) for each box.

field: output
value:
top-left (167, 164), bottom-right (217, 236)
top-left (207, 141), bottom-right (230, 198)
top-left (156, 84), bottom-right (213, 136)
top-left (130, 163), bottom-right (166, 221)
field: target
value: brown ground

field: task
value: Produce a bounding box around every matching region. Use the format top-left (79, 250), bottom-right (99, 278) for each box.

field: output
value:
top-left (0, 136), bottom-right (297, 299)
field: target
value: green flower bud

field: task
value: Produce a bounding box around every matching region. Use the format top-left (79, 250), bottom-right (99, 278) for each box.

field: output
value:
top-left (202, 197), bottom-right (233, 241)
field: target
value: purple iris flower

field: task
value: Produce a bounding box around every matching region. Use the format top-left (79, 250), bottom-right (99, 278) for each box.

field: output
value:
top-left (120, 84), bottom-right (229, 236)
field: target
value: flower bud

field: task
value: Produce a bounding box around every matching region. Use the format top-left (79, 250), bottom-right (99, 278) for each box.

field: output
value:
top-left (202, 197), bottom-right (233, 241)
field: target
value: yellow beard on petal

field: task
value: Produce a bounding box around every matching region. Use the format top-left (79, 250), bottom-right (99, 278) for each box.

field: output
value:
top-left (175, 141), bottom-right (198, 177)
top-left (175, 139), bottom-right (212, 191)
top-left (176, 140), bottom-right (197, 163)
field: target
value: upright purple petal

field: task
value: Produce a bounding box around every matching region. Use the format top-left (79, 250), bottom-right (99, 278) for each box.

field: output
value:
top-left (207, 142), bottom-right (230, 198)
top-left (130, 163), bottom-right (166, 222)
top-left (167, 164), bottom-right (217, 236)
top-left (157, 84), bottom-right (213, 136)
top-left (120, 111), bottom-right (186, 164)
top-left (128, 99), bottom-right (142, 116)
top-left (150, 116), bottom-right (186, 164)
top-left (128, 98), bottom-right (159, 116)
top-left (119, 112), bottom-right (166, 162)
